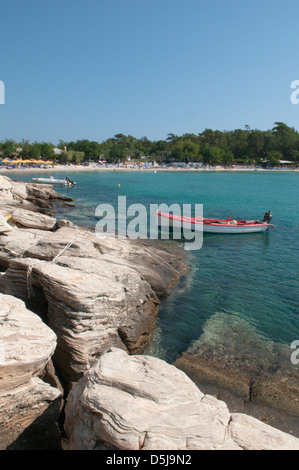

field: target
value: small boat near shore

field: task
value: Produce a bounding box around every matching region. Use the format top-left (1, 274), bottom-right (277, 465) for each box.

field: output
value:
top-left (32, 176), bottom-right (76, 187)
top-left (157, 210), bottom-right (273, 234)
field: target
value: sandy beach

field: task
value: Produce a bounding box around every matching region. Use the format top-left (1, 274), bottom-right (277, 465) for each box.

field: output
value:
top-left (1, 164), bottom-right (299, 174)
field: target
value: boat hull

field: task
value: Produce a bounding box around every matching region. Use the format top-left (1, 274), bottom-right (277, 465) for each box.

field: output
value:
top-left (157, 213), bottom-right (269, 234)
top-left (32, 178), bottom-right (75, 186)
top-left (201, 224), bottom-right (268, 233)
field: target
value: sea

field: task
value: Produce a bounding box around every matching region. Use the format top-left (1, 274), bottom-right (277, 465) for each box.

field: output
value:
top-left (8, 170), bottom-right (299, 382)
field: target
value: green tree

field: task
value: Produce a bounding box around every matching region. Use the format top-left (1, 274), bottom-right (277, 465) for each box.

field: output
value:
top-left (57, 140), bottom-right (68, 150)
top-left (166, 133), bottom-right (179, 145)
top-left (290, 149), bottom-right (299, 163)
top-left (271, 122), bottom-right (297, 157)
top-left (40, 142), bottom-right (55, 160)
top-left (27, 142), bottom-right (42, 160)
top-left (209, 146), bottom-right (222, 164)
top-left (19, 139), bottom-right (31, 156)
top-left (109, 144), bottom-right (127, 161)
top-left (2, 139), bottom-right (17, 157)
top-left (267, 150), bottom-right (282, 167)
top-left (221, 151), bottom-right (234, 166)
top-left (67, 140), bottom-right (101, 159)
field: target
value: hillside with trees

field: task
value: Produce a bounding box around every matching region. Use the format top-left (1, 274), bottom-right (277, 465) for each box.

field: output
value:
top-left (1, 122), bottom-right (299, 166)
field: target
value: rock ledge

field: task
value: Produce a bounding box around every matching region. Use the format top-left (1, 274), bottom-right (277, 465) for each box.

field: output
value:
top-left (64, 348), bottom-right (299, 451)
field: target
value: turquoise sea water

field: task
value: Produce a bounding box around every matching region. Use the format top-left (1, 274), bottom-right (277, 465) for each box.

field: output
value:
top-left (8, 170), bottom-right (299, 366)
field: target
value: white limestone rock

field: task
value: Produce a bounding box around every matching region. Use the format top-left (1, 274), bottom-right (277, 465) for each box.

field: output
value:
top-left (0, 377), bottom-right (62, 450)
top-left (11, 208), bottom-right (57, 231)
top-left (0, 175), bottom-right (13, 191)
top-left (228, 413), bottom-right (299, 450)
top-left (0, 293), bottom-right (57, 392)
top-left (0, 255), bottom-right (159, 386)
top-left (0, 215), bottom-right (13, 233)
top-left (64, 348), bottom-right (299, 451)
top-left (0, 293), bottom-right (62, 449)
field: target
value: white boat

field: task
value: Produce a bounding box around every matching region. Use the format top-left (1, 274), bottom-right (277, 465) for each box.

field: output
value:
top-left (32, 176), bottom-right (76, 187)
top-left (157, 211), bottom-right (272, 234)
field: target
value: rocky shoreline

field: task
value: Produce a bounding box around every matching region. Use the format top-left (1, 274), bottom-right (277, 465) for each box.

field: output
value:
top-left (0, 174), bottom-right (298, 450)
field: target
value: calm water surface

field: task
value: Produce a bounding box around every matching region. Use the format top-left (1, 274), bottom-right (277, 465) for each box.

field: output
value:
top-left (9, 170), bottom-right (299, 364)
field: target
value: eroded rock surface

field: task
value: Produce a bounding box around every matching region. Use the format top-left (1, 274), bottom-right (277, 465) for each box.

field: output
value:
top-left (0, 293), bottom-right (62, 449)
top-left (0, 215), bottom-right (13, 234)
top-left (11, 208), bottom-right (57, 230)
top-left (0, 176), bottom-right (185, 389)
top-left (0, 175), bottom-right (72, 214)
top-left (64, 348), bottom-right (299, 450)
top-left (0, 233), bottom-right (170, 386)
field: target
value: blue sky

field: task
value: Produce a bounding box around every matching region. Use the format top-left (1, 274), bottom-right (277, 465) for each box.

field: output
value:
top-left (1, 0), bottom-right (299, 143)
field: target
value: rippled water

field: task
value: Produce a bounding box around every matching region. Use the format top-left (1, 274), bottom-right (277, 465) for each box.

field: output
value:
top-left (9, 170), bottom-right (299, 367)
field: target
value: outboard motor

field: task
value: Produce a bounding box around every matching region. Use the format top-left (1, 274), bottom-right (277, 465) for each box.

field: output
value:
top-left (65, 177), bottom-right (75, 187)
top-left (262, 210), bottom-right (273, 224)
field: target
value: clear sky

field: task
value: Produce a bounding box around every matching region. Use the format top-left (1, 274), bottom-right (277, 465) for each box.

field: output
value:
top-left (1, 0), bottom-right (299, 144)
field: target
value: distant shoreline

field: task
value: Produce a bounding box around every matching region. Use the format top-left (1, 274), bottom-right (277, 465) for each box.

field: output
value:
top-left (1, 165), bottom-right (299, 174)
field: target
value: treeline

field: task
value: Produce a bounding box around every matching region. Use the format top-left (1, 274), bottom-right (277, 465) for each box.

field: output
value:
top-left (1, 122), bottom-right (299, 166)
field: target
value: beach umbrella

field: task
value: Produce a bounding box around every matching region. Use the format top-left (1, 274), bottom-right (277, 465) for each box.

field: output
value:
top-left (27, 159), bottom-right (44, 164)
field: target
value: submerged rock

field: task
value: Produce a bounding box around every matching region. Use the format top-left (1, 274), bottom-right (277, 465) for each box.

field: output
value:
top-left (174, 312), bottom-right (299, 417)
top-left (64, 348), bottom-right (299, 450)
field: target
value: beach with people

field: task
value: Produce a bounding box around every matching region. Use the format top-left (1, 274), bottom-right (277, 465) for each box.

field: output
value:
top-left (1, 162), bottom-right (299, 174)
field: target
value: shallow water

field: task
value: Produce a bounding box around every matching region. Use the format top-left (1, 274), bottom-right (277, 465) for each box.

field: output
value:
top-left (9, 170), bottom-right (299, 369)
